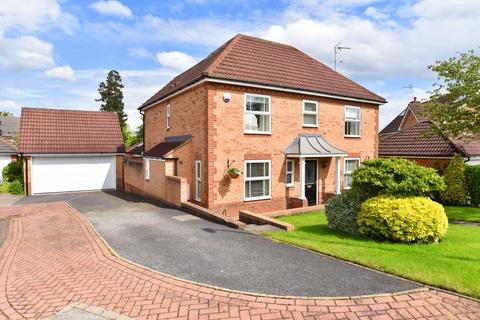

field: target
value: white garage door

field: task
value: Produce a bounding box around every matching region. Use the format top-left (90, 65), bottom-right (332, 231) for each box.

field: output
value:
top-left (0, 155), bottom-right (11, 182)
top-left (32, 155), bottom-right (116, 194)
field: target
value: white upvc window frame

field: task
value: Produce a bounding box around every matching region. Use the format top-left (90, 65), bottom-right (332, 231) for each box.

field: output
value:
top-left (302, 100), bottom-right (318, 127)
top-left (344, 158), bottom-right (360, 189)
top-left (244, 160), bottom-right (272, 201)
top-left (286, 159), bottom-right (295, 187)
top-left (144, 158), bottom-right (150, 180)
top-left (195, 160), bottom-right (201, 201)
top-left (244, 93), bottom-right (271, 134)
top-left (344, 105), bottom-right (361, 137)
top-left (166, 104), bottom-right (171, 129)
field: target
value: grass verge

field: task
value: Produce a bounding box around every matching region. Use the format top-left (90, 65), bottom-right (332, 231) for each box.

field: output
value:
top-left (264, 211), bottom-right (480, 298)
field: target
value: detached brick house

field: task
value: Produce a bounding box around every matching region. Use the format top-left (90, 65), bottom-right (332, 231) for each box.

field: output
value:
top-left (380, 99), bottom-right (480, 172)
top-left (127, 34), bottom-right (386, 216)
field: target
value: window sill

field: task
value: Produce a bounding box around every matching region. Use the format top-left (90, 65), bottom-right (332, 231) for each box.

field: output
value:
top-left (286, 184), bottom-right (295, 188)
top-left (344, 135), bottom-right (361, 138)
top-left (244, 131), bottom-right (272, 135)
top-left (244, 196), bottom-right (272, 202)
top-left (302, 125), bottom-right (318, 128)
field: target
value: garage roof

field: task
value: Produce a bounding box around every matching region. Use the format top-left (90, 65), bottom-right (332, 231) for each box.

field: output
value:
top-left (19, 108), bottom-right (125, 154)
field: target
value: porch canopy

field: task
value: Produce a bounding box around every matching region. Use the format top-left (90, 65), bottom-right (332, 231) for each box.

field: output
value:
top-left (285, 134), bottom-right (347, 158)
top-left (285, 134), bottom-right (347, 198)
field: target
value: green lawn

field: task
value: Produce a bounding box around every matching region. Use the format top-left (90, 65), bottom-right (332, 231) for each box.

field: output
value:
top-left (264, 212), bottom-right (480, 298)
top-left (445, 206), bottom-right (480, 223)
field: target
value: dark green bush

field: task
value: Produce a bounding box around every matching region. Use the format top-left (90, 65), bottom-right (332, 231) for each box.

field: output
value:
top-left (351, 158), bottom-right (445, 198)
top-left (8, 179), bottom-right (23, 195)
top-left (325, 188), bottom-right (366, 236)
top-left (440, 154), bottom-right (468, 205)
top-left (358, 196), bottom-right (448, 243)
top-left (465, 165), bottom-right (480, 207)
top-left (2, 161), bottom-right (23, 182)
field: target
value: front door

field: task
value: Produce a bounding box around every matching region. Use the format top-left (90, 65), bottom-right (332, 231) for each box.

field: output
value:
top-left (305, 160), bottom-right (317, 206)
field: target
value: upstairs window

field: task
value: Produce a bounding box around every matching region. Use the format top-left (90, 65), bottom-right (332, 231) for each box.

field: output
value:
top-left (345, 106), bottom-right (361, 136)
top-left (286, 159), bottom-right (294, 186)
top-left (166, 104), bottom-right (171, 129)
top-left (344, 158), bottom-right (360, 189)
top-left (303, 100), bottom-right (318, 127)
top-left (244, 94), bottom-right (271, 134)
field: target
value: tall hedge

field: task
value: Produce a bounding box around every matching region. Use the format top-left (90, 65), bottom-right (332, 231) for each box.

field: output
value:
top-left (440, 154), bottom-right (468, 205)
top-left (465, 165), bottom-right (480, 206)
top-left (351, 158), bottom-right (445, 198)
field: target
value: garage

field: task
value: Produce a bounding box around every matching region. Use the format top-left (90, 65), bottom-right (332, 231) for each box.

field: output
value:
top-left (31, 155), bottom-right (116, 194)
top-left (19, 108), bottom-right (125, 195)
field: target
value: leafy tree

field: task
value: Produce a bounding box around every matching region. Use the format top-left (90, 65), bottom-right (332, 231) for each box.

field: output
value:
top-left (0, 111), bottom-right (13, 116)
top-left (425, 50), bottom-right (480, 140)
top-left (440, 154), bottom-right (469, 205)
top-left (96, 70), bottom-right (128, 138)
top-left (351, 158), bottom-right (445, 198)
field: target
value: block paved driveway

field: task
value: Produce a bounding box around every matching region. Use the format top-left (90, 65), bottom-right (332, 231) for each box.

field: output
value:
top-left (16, 192), bottom-right (419, 297)
top-left (1, 201), bottom-right (479, 320)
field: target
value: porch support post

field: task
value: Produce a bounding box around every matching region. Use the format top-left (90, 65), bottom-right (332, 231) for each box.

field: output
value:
top-left (300, 157), bottom-right (306, 199)
top-left (335, 157), bottom-right (341, 194)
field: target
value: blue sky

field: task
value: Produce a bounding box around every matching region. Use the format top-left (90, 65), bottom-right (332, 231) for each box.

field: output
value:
top-left (0, 0), bottom-right (479, 129)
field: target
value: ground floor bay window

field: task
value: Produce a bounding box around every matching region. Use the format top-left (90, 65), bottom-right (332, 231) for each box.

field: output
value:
top-left (244, 160), bottom-right (271, 201)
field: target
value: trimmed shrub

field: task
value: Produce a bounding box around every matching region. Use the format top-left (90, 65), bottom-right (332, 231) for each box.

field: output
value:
top-left (440, 154), bottom-right (468, 206)
top-left (358, 196), bottom-right (448, 243)
top-left (351, 158), bottom-right (445, 198)
top-left (2, 161), bottom-right (23, 182)
top-left (465, 165), bottom-right (480, 207)
top-left (7, 180), bottom-right (23, 195)
top-left (0, 181), bottom-right (9, 193)
top-left (325, 188), bottom-right (366, 236)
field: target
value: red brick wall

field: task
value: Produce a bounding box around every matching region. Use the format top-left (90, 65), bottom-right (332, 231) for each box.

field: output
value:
top-left (401, 110), bottom-right (418, 130)
top-left (143, 84), bottom-right (208, 204)
top-left (207, 83), bottom-right (379, 216)
top-left (406, 157), bottom-right (451, 174)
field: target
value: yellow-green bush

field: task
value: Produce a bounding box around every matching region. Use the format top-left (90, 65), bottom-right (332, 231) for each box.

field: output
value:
top-left (358, 196), bottom-right (448, 243)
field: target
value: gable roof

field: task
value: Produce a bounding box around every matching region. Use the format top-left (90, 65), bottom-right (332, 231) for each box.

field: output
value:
top-left (380, 99), bottom-right (430, 135)
top-left (0, 137), bottom-right (16, 154)
top-left (140, 34), bottom-right (386, 109)
top-left (0, 116), bottom-right (20, 137)
top-left (379, 121), bottom-right (459, 157)
top-left (19, 108), bottom-right (125, 154)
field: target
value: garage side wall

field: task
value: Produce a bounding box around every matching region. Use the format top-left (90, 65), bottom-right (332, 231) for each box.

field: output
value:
top-left (123, 157), bottom-right (188, 207)
top-left (23, 157), bottom-right (32, 195)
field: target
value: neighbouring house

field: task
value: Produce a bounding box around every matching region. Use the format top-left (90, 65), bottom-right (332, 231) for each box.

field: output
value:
top-left (19, 108), bottom-right (125, 195)
top-left (125, 34), bottom-right (386, 217)
top-left (379, 98), bottom-right (480, 172)
top-left (0, 115), bottom-right (20, 180)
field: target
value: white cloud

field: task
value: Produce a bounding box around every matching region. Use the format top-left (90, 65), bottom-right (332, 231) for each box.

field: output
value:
top-left (363, 6), bottom-right (389, 20)
top-left (0, 99), bottom-right (21, 112)
top-left (0, 36), bottom-right (54, 70)
top-left (45, 65), bottom-right (76, 81)
top-left (156, 51), bottom-right (197, 72)
top-left (127, 47), bottom-right (154, 59)
top-left (90, 1), bottom-right (133, 17)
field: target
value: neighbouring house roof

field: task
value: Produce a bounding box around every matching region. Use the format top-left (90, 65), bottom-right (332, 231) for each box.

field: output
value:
top-left (379, 121), bottom-right (459, 157)
top-left (0, 137), bottom-right (17, 154)
top-left (380, 111), bottom-right (405, 135)
top-left (143, 135), bottom-right (192, 158)
top-left (127, 142), bottom-right (144, 156)
top-left (18, 108), bottom-right (125, 154)
top-left (0, 116), bottom-right (20, 137)
top-left (140, 34), bottom-right (386, 110)
top-left (285, 134), bottom-right (347, 157)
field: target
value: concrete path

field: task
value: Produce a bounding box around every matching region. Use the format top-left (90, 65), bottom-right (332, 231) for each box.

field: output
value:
top-left (1, 202), bottom-right (479, 320)
top-left (17, 192), bottom-right (419, 297)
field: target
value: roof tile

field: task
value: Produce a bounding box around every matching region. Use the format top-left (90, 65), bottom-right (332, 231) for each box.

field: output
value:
top-left (19, 108), bottom-right (125, 154)
top-left (140, 34), bottom-right (385, 109)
